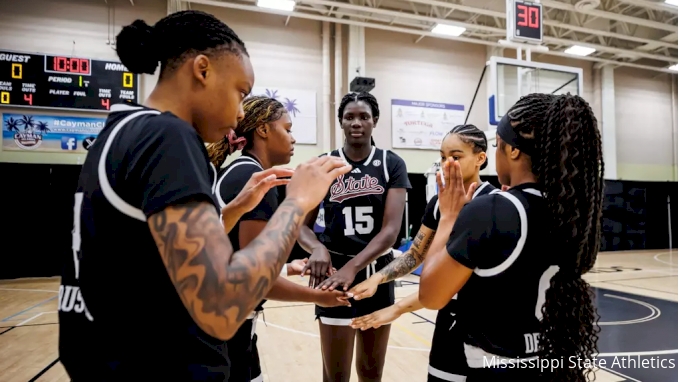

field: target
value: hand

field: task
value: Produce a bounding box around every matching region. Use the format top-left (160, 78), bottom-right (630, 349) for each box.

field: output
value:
top-left (286, 156), bottom-right (352, 213)
top-left (313, 289), bottom-right (352, 308)
top-left (317, 265), bottom-right (358, 292)
top-left (300, 247), bottom-right (332, 288)
top-left (287, 258), bottom-right (308, 276)
top-left (436, 157), bottom-right (477, 220)
top-left (348, 275), bottom-right (381, 301)
top-left (225, 167), bottom-right (294, 216)
top-left (350, 305), bottom-right (401, 331)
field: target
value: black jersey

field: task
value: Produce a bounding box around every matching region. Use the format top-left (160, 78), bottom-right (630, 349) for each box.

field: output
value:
top-left (58, 103), bottom-right (230, 381)
top-left (445, 183), bottom-right (557, 369)
top-left (214, 153), bottom-right (277, 312)
top-left (318, 146), bottom-right (411, 256)
top-left (421, 181), bottom-right (495, 230)
top-left (424, 182), bottom-right (496, 381)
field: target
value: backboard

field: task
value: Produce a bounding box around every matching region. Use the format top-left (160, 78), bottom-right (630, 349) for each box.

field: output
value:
top-left (488, 56), bottom-right (583, 126)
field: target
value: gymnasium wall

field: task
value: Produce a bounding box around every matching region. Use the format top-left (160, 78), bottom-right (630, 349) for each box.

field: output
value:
top-left (614, 68), bottom-right (678, 182)
top-left (0, 0), bottom-right (164, 164)
top-left (0, 0), bottom-right (329, 165)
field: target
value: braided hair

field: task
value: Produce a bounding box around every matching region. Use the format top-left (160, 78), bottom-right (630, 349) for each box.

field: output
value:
top-left (338, 92), bottom-right (379, 146)
top-left (503, 93), bottom-right (604, 381)
top-left (446, 124), bottom-right (488, 170)
top-left (207, 96), bottom-right (287, 168)
top-left (116, 10), bottom-right (248, 79)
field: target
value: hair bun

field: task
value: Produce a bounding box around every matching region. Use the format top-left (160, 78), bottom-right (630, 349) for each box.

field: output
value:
top-left (115, 19), bottom-right (159, 75)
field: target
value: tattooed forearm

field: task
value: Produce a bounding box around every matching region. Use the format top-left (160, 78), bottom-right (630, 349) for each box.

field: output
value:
top-left (149, 199), bottom-right (305, 340)
top-left (378, 227), bottom-right (436, 283)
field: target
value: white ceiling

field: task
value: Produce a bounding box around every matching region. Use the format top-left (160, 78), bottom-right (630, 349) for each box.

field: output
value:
top-left (182, 0), bottom-right (678, 73)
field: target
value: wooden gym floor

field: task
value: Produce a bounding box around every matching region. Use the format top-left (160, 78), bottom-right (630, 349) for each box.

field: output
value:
top-left (0, 249), bottom-right (677, 382)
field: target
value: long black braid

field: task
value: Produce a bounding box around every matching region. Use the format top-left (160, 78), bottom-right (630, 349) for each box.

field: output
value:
top-left (504, 93), bottom-right (604, 382)
top-left (116, 10), bottom-right (248, 78)
top-left (338, 92), bottom-right (379, 146)
top-left (446, 124), bottom-right (488, 170)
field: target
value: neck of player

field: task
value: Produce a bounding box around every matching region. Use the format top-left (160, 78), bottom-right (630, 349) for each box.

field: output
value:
top-left (144, 82), bottom-right (194, 124)
top-left (465, 175), bottom-right (483, 193)
top-left (343, 141), bottom-right (372, 162)
top-left (245, 144), bottom-right (273, 170)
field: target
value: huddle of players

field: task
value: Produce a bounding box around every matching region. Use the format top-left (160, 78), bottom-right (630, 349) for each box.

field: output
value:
top-left (58, 9), bottom-right (605, 382)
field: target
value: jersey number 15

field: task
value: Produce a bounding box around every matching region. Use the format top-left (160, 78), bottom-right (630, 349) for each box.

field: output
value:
top-left (342, 206), bottom-right (374, 235)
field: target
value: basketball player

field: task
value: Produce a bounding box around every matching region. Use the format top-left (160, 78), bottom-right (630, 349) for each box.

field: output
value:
top-left (298, 92), bottom-right (412, 382)
top-left (206, 96), bottom-right (351, 382)
top-left (57, 11), bottom-right (351, 381)
top-left (419, 93), bottom-right (604, 381)
top-left (349, 124), bottom-right (495, 382)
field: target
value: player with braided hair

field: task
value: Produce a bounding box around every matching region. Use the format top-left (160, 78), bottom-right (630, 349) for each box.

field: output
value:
top-left (349, 124), bottom-right (495, 382)
top-left (419, 93), bottom-right (604, 381)
top-left (207, 96), bottom-right (349, 382)
top-left (59, 10), bottom-right (352, 380)
top-left (299, 92), bottom-right (412, 381)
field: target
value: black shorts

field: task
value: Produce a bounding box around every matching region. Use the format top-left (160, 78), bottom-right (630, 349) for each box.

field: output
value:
top-left (427, 300), bottom-right (468, 382)
top-left (315, 252), bottom-right (395, 325)
top-left (225, 317), bottom-right (263, 382)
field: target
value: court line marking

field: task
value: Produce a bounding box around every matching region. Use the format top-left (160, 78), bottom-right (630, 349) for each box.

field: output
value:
top-left (598, 366), bottom-right (643, 382)
top-left (255, 319), bottom-right (679, 358)
top-left (598, 294), bottom-right (661, 325)
top-left (653, 252), bottom-right (677, 267)
top-left (598, 281), bottom-right (679, 296)
top-left (0, 287), bottom-right (59, 293)
top-left (0, 295), bottom-right (57, 322)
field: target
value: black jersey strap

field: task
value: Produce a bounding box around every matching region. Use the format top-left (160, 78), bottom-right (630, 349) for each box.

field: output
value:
top-left (214, 156), bottom-right (263, 209)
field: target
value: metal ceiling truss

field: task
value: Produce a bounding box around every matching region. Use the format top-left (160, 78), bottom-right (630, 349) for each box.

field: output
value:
top-left (186, 0), bottom-right (677, 73)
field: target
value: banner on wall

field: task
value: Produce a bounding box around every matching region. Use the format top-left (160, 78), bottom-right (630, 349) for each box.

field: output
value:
top-left (2, 113), bottom-right (106, 153)
top-left (250, 87), bottom-right (317, 145)
top-left (391, 99), bottom-right (465, 150)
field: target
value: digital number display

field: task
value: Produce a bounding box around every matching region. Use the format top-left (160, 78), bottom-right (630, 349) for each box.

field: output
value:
top-left (45, 55), bottom-right (92, 76)
top-left (0, 50), bottom-right (138, 112)
top-left (512, 0), bottom-right (543, 43)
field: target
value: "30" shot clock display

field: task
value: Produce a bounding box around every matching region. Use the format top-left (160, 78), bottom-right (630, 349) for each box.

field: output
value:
top-left (0, 50), bottom-right (139, 112)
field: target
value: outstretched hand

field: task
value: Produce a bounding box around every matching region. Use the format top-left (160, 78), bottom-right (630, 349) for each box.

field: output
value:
top-left (436, 157), bottom-right (476, 221)
top-left (316, 266), bottom-right (357, 292)
top-left (227, 167), bottom-right (294, 215)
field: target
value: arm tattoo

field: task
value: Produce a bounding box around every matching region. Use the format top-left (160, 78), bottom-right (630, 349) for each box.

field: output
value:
top-left (378, 228), bottom-right (436, 283)
top-left (149, 199), bottom-right (305, 339)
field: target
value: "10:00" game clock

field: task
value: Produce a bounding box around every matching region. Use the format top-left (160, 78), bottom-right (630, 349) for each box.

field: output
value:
top-left (0, 50), bottom-right (139, 112)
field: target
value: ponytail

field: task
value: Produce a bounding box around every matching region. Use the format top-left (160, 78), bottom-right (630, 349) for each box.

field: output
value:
top-left (506, 93), bottom-right (604, 381)
top-left (207, 96), bottom-right (287, 168)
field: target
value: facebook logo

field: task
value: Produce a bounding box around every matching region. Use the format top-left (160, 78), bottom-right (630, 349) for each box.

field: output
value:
top-left (61, 136), bottom-right (77, 151)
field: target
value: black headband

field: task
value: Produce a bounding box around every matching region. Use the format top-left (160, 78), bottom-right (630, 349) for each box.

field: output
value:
top-left (497, 113), bottom-right (534, 156)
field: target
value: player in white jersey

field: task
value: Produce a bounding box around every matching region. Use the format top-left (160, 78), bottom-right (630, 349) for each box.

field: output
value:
top-left (350, 124), bottom-right (495, 382)
top-left (419, 93), bottom-right (604, 381)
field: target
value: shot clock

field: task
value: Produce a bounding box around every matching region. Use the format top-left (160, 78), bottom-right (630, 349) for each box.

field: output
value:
top-left (0, 50), bottom-right (138, 112)
top-left (506, 0), bottom-right (543, 44)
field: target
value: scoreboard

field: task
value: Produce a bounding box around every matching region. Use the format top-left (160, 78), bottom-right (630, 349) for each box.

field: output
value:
top-left (0, 50), bottom-right (139, 112)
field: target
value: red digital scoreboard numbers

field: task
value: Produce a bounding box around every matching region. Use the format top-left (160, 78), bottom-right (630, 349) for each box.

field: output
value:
top-left (0, 50), bottom-right (138, 112)
top-left (508, 0), bottom-right (543, 44)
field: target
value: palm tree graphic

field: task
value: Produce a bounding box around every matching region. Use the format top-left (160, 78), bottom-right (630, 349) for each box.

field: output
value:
top-left (284, 98), bottom-right (300, 117)
top-left (4, 117), bottom-right (19, 132)
top-left (34, 121), bottom-right (51, 134)
top-left (265, 89), bottom-right (279, 99)
top-left (19, 115), bottom-right (36, 133)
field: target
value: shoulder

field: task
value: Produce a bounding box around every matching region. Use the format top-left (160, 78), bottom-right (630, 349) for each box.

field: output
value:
top-left (120, 109), bottom-right (204, 152)
top-left (384, 149), bottom-right (406, 167)
top-left (319, 150), bottom-right (340, 158)
top-left (217, 157), bottom-right (262, 191)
